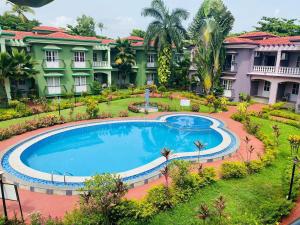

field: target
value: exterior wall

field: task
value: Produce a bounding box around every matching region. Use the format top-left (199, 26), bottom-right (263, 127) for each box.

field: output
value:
top-left (135, 49), bottom-right (147, 86)
top-left (286, 52), bottom-right (300, 67)
top-left (231, 48), bottom-right (254, 101)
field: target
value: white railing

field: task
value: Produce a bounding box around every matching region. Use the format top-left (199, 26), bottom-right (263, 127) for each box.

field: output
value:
top-left (278, 67), bottom-right (300, 75)
top-left (93, 61), bottom-right (109, 67)
top-left (147, 62), bottom-right (157, 68)
top-left (253, 66), bottom-right (276, 73)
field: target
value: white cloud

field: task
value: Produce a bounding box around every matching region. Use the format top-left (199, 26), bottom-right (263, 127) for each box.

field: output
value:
top-left (274, 9), bottom-right (280, 16)
top-left (49, 16), bottom-right (74, 28)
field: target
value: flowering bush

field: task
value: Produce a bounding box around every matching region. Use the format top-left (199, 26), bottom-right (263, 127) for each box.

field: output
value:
top-left (119, 110), bottom-right (129, 117)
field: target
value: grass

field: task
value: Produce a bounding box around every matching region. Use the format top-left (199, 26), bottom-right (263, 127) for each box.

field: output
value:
top-left (0, 97), bottom-right (210, 129)
top-left (137, 117), bottom-right (298, 225)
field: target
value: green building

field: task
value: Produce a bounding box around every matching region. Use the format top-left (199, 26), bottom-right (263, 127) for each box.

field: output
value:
top-left (0, 26), bottom-right (158, 99)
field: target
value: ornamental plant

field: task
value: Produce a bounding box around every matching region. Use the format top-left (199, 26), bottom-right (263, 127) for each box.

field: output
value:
top-left (288, 135), bottom-right (300, 155)
top-left (85, 99), bottom-right (99, 119)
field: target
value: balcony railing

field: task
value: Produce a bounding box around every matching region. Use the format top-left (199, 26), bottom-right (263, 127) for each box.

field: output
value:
top-left (278, 67), bottom-right (300, 75)
top-left (42, 59), bottom-right (66, 70)
top-left (44, 85), bottom-right (67, 96)
top-left (72, 84), bottom-right (91, 95)
top-left (71, 60), bottom-right (92, 69)
top-left (253, 65), bottom-right (276, 73)
top-left (93, 61), bottom-right (109, 68)
top-left (147, 62), bottom-right (157, 68)
top-left (224, 63), bottom-right (237, 72)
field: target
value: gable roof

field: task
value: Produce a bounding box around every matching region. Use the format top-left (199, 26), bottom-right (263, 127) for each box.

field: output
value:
top-left (123, 36), bottom-right (144, 41)
top-left (239, 32), bottom-right (278, 39)
top-left (32, 26), bottom-right (66, 33)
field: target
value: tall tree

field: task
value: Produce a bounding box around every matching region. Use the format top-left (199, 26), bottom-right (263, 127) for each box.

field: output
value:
top-left (114, 39), bottom-right (136, 87)
top-left (130, 29), bottom-right (146, 38)
top-left (142, 0), bottom-right (189, 86)
top-left (0, 49), bottom-right (37, 100)
top-left (255, 17), bottom-right (300, 36)
top-left (0, 13), bottom-right (40, 31)
top-left (189, 0), bottom-right (234, 95)
top-left (67, 15), bottom-right (104, 37)
top-left (6, 1), bottom-right (35, 22)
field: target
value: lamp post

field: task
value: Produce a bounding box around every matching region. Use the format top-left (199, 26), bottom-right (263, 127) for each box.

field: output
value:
top-left (287, 157), bottom-right (299, 200)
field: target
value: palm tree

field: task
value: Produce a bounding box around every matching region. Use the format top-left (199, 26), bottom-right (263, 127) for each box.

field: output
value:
top-left (160, 147), bottom-right (172, 187)
top-left (161, 147), bottom-right (172, 163)
top-left (142, 0), bottom-right (189, 86)
top-left (114, 39), bottom-right (136, 88)
top-left (6, 1), bottom-right (35, 22)
top-left (0, 49), bottom-right (37, 101)
top-left (194, 140), bottom-right (205, 164)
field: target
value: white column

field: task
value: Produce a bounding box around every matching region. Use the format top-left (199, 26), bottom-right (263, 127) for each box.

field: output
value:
top-left (268, 81), bottom-right (278, 104)
top-left (107, 48), bottom-right (111, 66)
top-left (296, 90), bottom-right (300, 113)
top-left (0, 38), bottom-right (11, 100)
top-left (275, 50), bottom-right (282, 74)
top-left (107, 71), bottom-right (112, 87)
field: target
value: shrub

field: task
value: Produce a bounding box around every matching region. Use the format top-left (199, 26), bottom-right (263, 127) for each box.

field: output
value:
top-left (221, 162), bottom-right (248, 179)
top-left (98, 112), bottom-right (113, 119)
top-left (269, 110), bottom-right (300, 121)
top-left (219, 97), bottom-right (229, 111)
top-left (169, 160), bottom-right (191, 189)
top-left (128, 104), bottom-right (140, 113)
top-left (261, 151), bottom-right (276, 167)
top-left (145, 185), bottom-right (176, 211)
top-left (244, 117), bottom-right (260, 135)
top-left (64, 209), bottom-right (104, 225)
top-left (231, 112), bottom-right (246, 122)
top-left (239, 92), bottom-right (251, 102)
top-left (212, 98), bottom-right (221, 112)
top-left (8, 100), bottom-right (21, 108)
top-left (282, 163), bottom-right (300, 201)
top-left (157, 86), bottom-right (167, 96)
top-left (85, 99), bottom-right (99, 119)
top-left (247, 160), bottom-right (264, 174)
top-left (199, 167), bottom-right (217, 184)
top-left (119, 110), bottom-right (129, 117)
top-left (191, 103), bottom-right (200, 112)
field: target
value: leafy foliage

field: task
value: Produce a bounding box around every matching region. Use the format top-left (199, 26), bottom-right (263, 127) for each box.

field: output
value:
top-left (67, 14), bottom-right (103, 37)
top-left (255, 17), bottom-right (300, 36)
top-left (0, 13), bottom-right (40, 31)
top-left (130, 29), bottom-right (146, 38)
top-left (157, 46), bottom-right (172, 85)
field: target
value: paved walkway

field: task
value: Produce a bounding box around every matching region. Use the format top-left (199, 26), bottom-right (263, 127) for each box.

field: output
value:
top-left (0, 104), bottom-right (266, 221)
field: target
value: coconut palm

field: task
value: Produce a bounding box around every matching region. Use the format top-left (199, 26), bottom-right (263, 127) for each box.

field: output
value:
top-left (194, 140), bottom-right (205, 164)
top-left (0, 49), bottom-right (37, 101)
top-left (161, 147), bottom-right (172, 163)
top-left (160, 147), bottom-right (172, 187)
top-left (114, 39), bottom-right (136, 88)
top-left (142, 0), bottom-right (189, 86)
top-left (6, 1), bottom-right (35, 22)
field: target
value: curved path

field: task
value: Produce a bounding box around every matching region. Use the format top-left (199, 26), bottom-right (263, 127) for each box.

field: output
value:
top-left (0, 104), bottom-right (266, 220)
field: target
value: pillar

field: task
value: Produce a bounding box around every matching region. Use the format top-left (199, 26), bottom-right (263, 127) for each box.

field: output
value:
top-left (107, 47), bottom-right (111, 66)
top-left (0, 38), bottom-right (12, 100)
top-left (107, 72), bottom-right (112, 87)
top-left (296, 89), bottom-right (300, 113)
top-left (268, 81), bottom-right (279, 104)
top-left (275, 50), bottom-right (282, 74)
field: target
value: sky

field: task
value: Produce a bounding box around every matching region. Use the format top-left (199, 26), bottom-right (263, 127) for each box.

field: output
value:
top-left (0, 0), bottom-right (299, 38)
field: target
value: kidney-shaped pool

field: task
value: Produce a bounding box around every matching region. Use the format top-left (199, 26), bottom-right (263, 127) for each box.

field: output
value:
top-left (1, 114), bottom-right (238, 187)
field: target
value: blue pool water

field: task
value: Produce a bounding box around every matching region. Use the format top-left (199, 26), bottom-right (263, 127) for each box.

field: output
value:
top-left (19, 116), bottom-right (223, 176)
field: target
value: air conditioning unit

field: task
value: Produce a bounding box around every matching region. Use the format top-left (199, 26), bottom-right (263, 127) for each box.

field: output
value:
top-left (281, 53), bottom-right (288, 60)
top-left (255, 52), bottom-right (261, 57)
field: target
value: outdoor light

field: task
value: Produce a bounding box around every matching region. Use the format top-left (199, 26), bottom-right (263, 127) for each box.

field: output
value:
top-left (287, 157), bottom-right (299, 201)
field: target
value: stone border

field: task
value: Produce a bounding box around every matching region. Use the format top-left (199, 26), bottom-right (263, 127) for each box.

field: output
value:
top-left (1, 114), bottom-right (239, 195)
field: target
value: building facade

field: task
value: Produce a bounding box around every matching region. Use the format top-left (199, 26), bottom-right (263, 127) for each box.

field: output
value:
top-left (0, 26), bottom-right (158, 99)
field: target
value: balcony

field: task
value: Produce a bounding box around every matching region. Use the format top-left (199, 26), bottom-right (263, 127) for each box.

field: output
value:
top-left (72, 84), bottom-right (91, 95)
top-left (42, 59), bottom-right (66, 70)
top-left (71, 60), bottom-right (92, 70)
top-left (278, 67), bottom-right (300, 75)
top-left (253, 66), bottom-right (276, 73)
top-left (147, 62), bottom-right (157, 68)
top-left (93, 61), bottom-right (109, 68)
top-left (44, 85), bottom-right (67, 97)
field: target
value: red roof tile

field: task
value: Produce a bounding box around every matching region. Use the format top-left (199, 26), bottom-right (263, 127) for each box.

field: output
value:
top-left (123, 36), bottom-right (144, 41)
top-left (45, 32), bottom-right (100, 41)
top-left (257, 37), bottom-right (292, 45)
top-left (32, 26), bottom-right (66, 33)
top-left (224, 37), bottom-right (258, 45)
top-left (101, 39), bottom-right (116, 44)
top-left (239, 32), bottom-right (277, 38)
top-left (131, 41), bottom-right (144, 47)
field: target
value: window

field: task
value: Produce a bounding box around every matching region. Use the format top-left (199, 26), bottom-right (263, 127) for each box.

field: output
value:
top-left (222, 80), bottom-right (233, 90)
top-left (147, 54), bottom-right (155, 63)
top-left (296, 56), bottom-right (300, 68)
top-left (263, 81), bottom-right (271, 92)
top-left (74, 76), bottom-right (87, 86)
top-left (45, 51), bottom-right (58, 62)
top-left (292, 83), bottom-right (299, 95)
top-left (231, 55), bottom-right (236, 64)
top-left (46, 77), bottom-right (60, 87)
top-left (74, 51), bottom-right (85, 62)
top-left (93, 52), bottom-right (98, 62)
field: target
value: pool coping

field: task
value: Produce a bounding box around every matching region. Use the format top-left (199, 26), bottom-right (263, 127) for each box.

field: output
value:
top-left (0, 113), bottom-right (239, 195)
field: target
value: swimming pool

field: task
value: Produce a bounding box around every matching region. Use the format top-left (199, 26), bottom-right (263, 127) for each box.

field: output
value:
top-left (1, 114), bottom-right (238, 188)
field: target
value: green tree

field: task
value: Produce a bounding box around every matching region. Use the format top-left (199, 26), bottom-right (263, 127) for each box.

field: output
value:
top-left (80, 174), bottom-right (128, 225)
top-left (130, 29), bottom-right (146, 38)
top-left (142, 0), bottom-right (189, 86)
top-left (67, 14), bottom-right (103, 37)
top-left (6, 1), bottom-right (35, 22)
top-left (189, 0), bottom-right (234, 94)
top-left (169, 53), bottom-right (191, 89)
top-left (255, 17), bottom-right (300, 36)
top-left (114, 39), bottom-right (136, 87)
top-left (0, 13), bottom-right (40, 31)
top-left (0, 49), bottom-right (37, 100)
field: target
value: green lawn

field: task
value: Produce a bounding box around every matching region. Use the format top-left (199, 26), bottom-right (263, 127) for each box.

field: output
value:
top-left (137, 117), bottom-right (299, 225)
top-left (0, 97), bottom-right (210, 129)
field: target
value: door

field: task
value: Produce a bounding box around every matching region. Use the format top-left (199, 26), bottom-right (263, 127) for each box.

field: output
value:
top-left (45, 51), bottom-right (59, 68)
top-left (47, 77), bottom-right (61, 95)
top-left (74, 76), bottom-right (87, 93)
top-left (74, 51), bottom-right (86, 68)
top-left (262, 81), bottom-right (271, 98)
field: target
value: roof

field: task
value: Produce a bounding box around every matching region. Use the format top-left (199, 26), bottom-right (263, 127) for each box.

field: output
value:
top-left (239, 31), bottom-right (278, 39)
top-left (101, 39), bottom-right (116, 44)
top-left (123, 36), bottom-right (144, 41)
top-left (32, 26), bottom-right (66, 33)
top-left (225, 32), bottom-right (300, 46)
